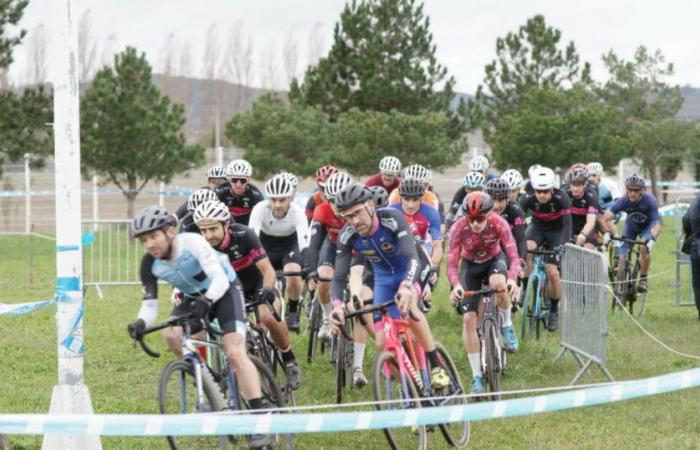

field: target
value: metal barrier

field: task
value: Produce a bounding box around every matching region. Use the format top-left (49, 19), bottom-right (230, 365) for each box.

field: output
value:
top-left (669, 197), bottom-right (695, 307)
top-left (556, 244), bottom-right (614, 385)
top-left (81, 220), bottom-right (143, 298)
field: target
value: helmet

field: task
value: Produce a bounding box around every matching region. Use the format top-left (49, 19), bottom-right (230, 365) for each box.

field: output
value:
top-left (279, 171), bottom-right (298, 190)
top-left (369, 186), bottom-right (389, 208)
top-left (587, 162), bottom-right (604, 176)
top-left (187, 188), bottom-right (218, 212)
top-left (462, 191), bottom-right (494, 217)
top-left (207, 165), bottom-right (227, 179)
top-left (624, 174), bottom-right (645, 189)
top-left (528, 164), bottom-right (542, 178)
top-left (315, 165), bottom-right (338, 186)
top-left (485, 178), bottom-right (510, 200)
top-left (399, 178), bottom-right (426, 198)
top-left (469, 155), bottom-right (489, 172)
top-left (324, 171), bottom-right (353, 198)
top-left (265, 174), bottom-right (294, 198)
top-left (131, 205), bottom-right (176, 238)
top-left (193, 200), bottom-right (231, 225)
top-left (530, 167), bottom-right (556, 190)
top-left (226, 159), bottom-right (253, 178)
top-left (501, 169), bottom-right (524, 190)
top-left (403, 164), bottom-right (431, 182)
top-left (335, 182), bottom-right (373, 211)
top-left (463, 171), bottom-right (485, 190)
top-left (569, 163), bottom-right (588, 173)
top-left (566, 166), bottom-right (589, 184)
top-left (379, 156), bottom-right (402, 175)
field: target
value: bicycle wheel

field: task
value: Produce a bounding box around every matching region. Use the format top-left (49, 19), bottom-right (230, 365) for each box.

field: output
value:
top-left (520, 277), bottom-right (536, 340)
top-left (483, 320), bottom-right (502, 400)
top-left (307, 298), bottom-right (321, 363)
top-left (432, 342), bottom-right (470, 449)
top-left (158, 360), bottom-right (226, 450)
top-left (372, 351), bottom-right (427, 450)
top-left (335, 329), bottom-right (347, 403)
top-left (537, 282), bottom-right (550, 339)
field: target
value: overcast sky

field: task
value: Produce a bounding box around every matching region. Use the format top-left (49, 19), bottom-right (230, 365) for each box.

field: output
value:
top-left (8, 0), bottom-right (700, 92)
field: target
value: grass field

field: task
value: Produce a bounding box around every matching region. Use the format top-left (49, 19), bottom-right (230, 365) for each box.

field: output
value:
top-left (1, 229), bottom-right (700, 449)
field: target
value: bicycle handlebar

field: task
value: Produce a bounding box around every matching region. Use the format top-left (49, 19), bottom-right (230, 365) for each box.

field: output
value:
top-left (134, 313), bottom-right (220, 358)
top-left (610, 236), bottom-right (645, 245)
top-left (336, 300), bottom-right (398, 341)
top-left (246, 295), bottom-right (282, 322)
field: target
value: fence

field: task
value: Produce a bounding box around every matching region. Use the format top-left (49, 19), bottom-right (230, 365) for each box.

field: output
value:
top-left (556, 244), bottom-right (614, 385)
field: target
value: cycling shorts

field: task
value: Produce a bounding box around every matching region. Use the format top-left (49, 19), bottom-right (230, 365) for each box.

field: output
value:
top-left (526, 224), bottom-right (565, 265)
top-left (171, 280), bottom-right (247, 336)
top-left (459, 253), bottom-right (508, 313)
top-left (619, 222), bottom-right (654, 255)
top-left (317, 238), bottom-right (337, 269)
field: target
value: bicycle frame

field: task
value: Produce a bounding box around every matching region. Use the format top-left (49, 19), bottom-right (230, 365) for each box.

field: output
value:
top-left (378, 315), bottom-right (431, 398)
top-left (528, 255), bottom-right (548, 321)
top-left (478, 294), bottom-right (504, 378)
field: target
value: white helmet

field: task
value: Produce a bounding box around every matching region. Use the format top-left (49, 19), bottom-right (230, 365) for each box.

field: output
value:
top-left (226, 159), bottom-right (253, 178)
top-left (265, 174), bottom-right (294, 198)
top-left (463, 171), bottom-right (485, 189)
top-left (530, 167), bottom-right (556, 190)
top-left (324, 171), bottom-right (353, 198)
top-left (501, 169), bottom-right (524, 190)
top-left (379, 156), bottom-right (402, 175)
top-left (587, 162), bottom-right (604, 176)
top-left (193, 200), bottom-right (231, 225)
top-left (207, 165), bottom-right (227, 179)
top-left (469, 155), bottom-right (489, 172)
top-left (527, 164), bottom-right (542, 178)
top-left (279, 171), bottom-right (298, 190)
top-left (403, 164), bottom-right (431, 182)
top-left (187, 188), bottom-right (218, 212)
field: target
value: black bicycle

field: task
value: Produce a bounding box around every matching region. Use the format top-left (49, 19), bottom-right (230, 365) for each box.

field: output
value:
top-left (305, 274), bottom-right (333, 364)
top-left (609, 236), bottom-right (647, 316)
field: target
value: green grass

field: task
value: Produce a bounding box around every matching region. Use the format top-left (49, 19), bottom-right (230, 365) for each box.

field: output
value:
top-left (1, 229), bottom-right (700, 449)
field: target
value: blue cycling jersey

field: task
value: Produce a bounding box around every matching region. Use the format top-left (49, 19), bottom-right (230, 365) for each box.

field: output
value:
top-left (609, 192), bottom-right (660, 228)
top-left (598, 183), bottom-right (614, 209)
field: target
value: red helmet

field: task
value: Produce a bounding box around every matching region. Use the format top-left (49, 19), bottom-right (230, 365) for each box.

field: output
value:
top-left (569, 163), bottom-right (589, 175)
top-left (462, 191), bottom-right (494, 217)
top-left (315, 165), bottom-right (338, 186)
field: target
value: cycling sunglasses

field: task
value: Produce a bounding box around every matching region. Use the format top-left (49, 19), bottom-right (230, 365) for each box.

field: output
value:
top-left (230, 178), bottom-right (248, 185)
top-left (468, 214), bottom-right (487, 224)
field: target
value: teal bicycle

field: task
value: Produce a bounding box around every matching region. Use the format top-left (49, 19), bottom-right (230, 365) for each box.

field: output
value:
top-left (521, 248), bottom-right (560, 340)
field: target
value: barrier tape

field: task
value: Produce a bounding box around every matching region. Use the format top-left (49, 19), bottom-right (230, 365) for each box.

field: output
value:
top-left (0, 366), bottom-right (698, 435)
top-left (0, 300), bottom-right (54, 316)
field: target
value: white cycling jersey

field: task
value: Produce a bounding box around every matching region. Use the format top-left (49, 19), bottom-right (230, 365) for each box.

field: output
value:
top-left (248, 201), bottom-right (309, 251)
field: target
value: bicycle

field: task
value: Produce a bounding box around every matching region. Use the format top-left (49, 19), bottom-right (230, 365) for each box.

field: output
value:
top-left (455, 287), bottom-right (506, 401)
top-left (305, 274), bottom-right (333, 364)
top-left (133, 313), bottom-right (293, 450)
top-left (609, 236), bottom-right (647, 316)
top-left (521, 248), bottom-right (559, 340)
top-left (275, 270), bottom-right (303, 334)
top-left (342, 301), bottom-right (470, 450)
top-left (333, 295), bottom-right (373, 404)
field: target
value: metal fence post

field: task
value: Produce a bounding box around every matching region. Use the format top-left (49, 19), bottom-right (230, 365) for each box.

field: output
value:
top-left (92, 173), bottom-right (99, 232)
top-left (24, 153), bottom-right (31, 234)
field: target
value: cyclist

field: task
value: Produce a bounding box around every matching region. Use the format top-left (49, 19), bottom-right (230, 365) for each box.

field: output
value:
top-left (193, 200), bottom-right (302, 390)
top-left (127, 206), bottom-right (271, 448)
top-left (387, 164), bottom-right (440, 209)
top-left (602, 174), bottom-right (661, 293)
top-left (174, 188), bottom-right (219, 233)
top-left (519, 166), bottom-right (571, 331)
top-left (305, 165), bottom-right (338, 221)
top-left (365, 155), bottom-right (402, 193)
top-left (563, 165), bottom-right (600, 249)
top-left (501, 168), bottom-right (525, 203)
top-left (303, 171), bottom-right (353, 342)
top-left (469, 154), bottom-right (498, 181)
top-left (445, 171), bottom-right (485, 232)
top-left (329, 183), bottom-right (450, 390)
top-left (206, 165), bottom-right (228, 190)
top-left (485, 178), bottom-right (527, 261)
top-left (248, 174), bottom-right (308, 332)
top-left (587, 162), bottom-right (621, 210)
top-left (447, 192), bottom-right (521, 393)
top-left (215, 159), bottom-right (264, 226)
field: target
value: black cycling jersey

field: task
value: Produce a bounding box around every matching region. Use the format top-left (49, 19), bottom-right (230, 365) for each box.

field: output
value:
top-left (500, 201), bottom-right (527, 260)
top-left (215, 182), bottom-right (264, 226)
top-left (564, 186), bottom-right (600, 237)
top-left (216, 223), bottom-right (268, 296)
top-left (519, 188), bottom-right (572, 237)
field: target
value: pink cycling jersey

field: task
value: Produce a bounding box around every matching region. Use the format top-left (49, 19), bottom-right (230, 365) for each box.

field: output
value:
top-left (447, 213), bottom-right (520, 285)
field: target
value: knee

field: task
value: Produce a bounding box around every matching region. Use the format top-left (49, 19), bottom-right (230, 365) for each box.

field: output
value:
top-left (464, 312), bottom-right (477, 330)
top-left (225, 339), bottom-right (247, 366)
top-left (546, 265), bottom-right (559, 280)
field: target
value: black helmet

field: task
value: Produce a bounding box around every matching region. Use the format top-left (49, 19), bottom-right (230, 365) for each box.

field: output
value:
top-left (485, 177), bottom-right (510, 200)
top-left (131, 206), bottom-right (176, 237)
top-left (368, 186), bottom-right (389, 208)
top-left (335, 182), bottom-right (373, 211)
top-left (624, 174), bottom-right (645, 189)
top-left (398, 178), bottom-right (426, 198)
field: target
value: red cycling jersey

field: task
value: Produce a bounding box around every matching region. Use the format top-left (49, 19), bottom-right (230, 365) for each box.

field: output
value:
top-left (364, 173), bottom-right (401, 193)
top-left (310, 201), bottom-right (345, 244)
top-left (447, 213), bottom-right (520, 285)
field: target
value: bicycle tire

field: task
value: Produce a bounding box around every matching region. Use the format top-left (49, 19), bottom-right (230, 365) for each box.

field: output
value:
top-left (483, 320), bottom-right (502, 401)
top-left (521, 276), bottom-right (535, 340)
top-left (335, 329), bottom-right (347, 404)
top-left (371, 351), bottom-right (427, 450)
top-left (307, 298), bottom-right (321, 364)
top-left (433, 342), bottom-right (470, 449)
top-left (158, 360), bottom-right (226, 450)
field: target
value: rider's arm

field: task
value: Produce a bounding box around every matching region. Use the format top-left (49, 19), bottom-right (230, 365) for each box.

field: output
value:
top-left (293, 204), bottom-right (310, 251)
top-left (391, 211), bottom-right (421, 289)
top-left (444, 188), bottom-right (464, 230)
top-left (499, 218), bottom-right (521, 281)
top-left (241, 225), bottom-right (274, 288)
top-left (559, 192), bottom-right (572, 240)
top-left (581, 192), bottom-right (600, 238)
top-left (511, 205), bottom-right (528, 260)
top-left (188, 234), bottom-right (232, 302)
top-left (348, 255), bottom-right (365, 300)
top-left (304, 195), bottom-right (316, 222)
top-left (255, 256), bottom-right (278, 289)
top-left (302, 219), bottom-right (327, 270)
top-left (331, 227), bottom-right (355, 306)
top-left (138, 253), bottom-right (159, 326)
top-left (424, 204), bottom-right (443, 266)
top-left (446, 219), bottom-right (464, 287)
top-left (247, 202), bottom-right (264, 235)
top-left (647, 195), bottom-right (662, 239)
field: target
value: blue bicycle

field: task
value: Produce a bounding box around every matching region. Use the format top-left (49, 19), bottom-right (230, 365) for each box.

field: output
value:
top-left (521, 249), bottom-right (559, 340)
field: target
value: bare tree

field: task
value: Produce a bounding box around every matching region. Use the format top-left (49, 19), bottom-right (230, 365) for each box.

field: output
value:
top-left (258, 39), bottom-right (279, 90)
top-left (201, 23), bottom-right (222, 80)
top-left (178, 41), bottom-right (193, 77)
top-left (25, 23), bottom-right (48, 85)
top-left (282, 30), bottom-right (298, 86)
top-left (307, 22), bottom-right (324, 66)
top-left (159, 32), bottom-right (178, 76)
top-left (78, 9), bottom-right (99, 81)
top-left (223, 20), bottom-right (254, 110)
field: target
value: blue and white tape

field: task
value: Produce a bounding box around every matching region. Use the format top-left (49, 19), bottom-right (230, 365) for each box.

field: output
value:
top-left (0, 367), bottom-right (698, 436)
top-left (0, 300), bottom-right (54, 316)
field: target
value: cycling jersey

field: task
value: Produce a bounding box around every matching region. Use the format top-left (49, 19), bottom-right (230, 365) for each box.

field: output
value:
top-left (305, 190), bottom-right (324, 222)
top-left (140, 233), bottom-right (236, 300)
top-left (608, 192), bottom-right (660, 228)
top-left (215, 182), bottom-right (264, 226)
top-left (597, 178), bottom-right (620, 210)
top-left (304, 201), bottom-right (345, 270)
top-left (445, 186), bottom-right (467, 229)
top-left (447, 214), bottom-right (520, 285)
top-left (500, 201), bottom-right (527, 260)
top-left (332, 208), bottom-right (420, 319)
top-left (564, 185), bottom-right (600, 236)
top-left (364, 173), bottom-right (401, 193)
top-left (174, 200), bottom-right (198, 233)
top-left (388, 189), bottom-right (440, 210)
top-left (389, 203), bottom-right (442, 242)
top-left (519, 188), bottom-right (572, 237)
top-left (248, 201), bottom-right (308, 252)
top-left (216, 224), bottom-right (268, 297)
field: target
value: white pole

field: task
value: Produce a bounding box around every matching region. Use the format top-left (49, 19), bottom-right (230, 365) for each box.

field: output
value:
top-left (24, 153), bottom-right (31, 234)
top-left (159, 181), bottom-right (165, 207)
top-left (45, 0), bottom-right (101, 448)
top-left (92, 173), bottom-right (98, 231)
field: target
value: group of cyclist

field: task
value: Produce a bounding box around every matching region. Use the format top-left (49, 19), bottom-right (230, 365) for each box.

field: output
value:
top-left (126, 152), bottom-right (662, 427)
